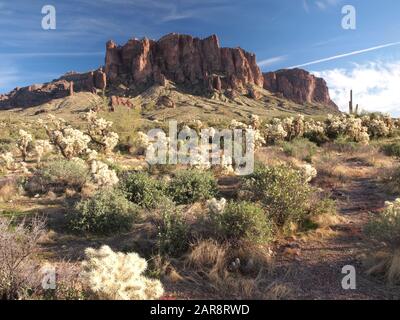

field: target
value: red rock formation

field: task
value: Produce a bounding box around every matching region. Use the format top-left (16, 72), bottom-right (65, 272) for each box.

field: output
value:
top-left (263, 68), bottom-right (338, 110)
top-left (0, 33), bottom-right (338, 112)
top-left (0, 69), bottom-right (106, 109)
top-left (105, 33), bottom-right (264, 95)
top-left (110, 96), bottom-right (134, 109)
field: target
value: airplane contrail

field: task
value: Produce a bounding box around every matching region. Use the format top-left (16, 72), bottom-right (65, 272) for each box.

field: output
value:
top-left (288, 42), bottom-right (400, 68)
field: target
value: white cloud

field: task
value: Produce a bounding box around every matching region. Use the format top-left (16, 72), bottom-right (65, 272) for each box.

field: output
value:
top-left (314, 61), bottom-right (400, 116)
top-left (258, 55), bottom-right (287, 68)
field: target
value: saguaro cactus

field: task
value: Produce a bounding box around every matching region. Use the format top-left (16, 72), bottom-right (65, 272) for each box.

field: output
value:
top-left (349, 89), bottom-right (353, 114)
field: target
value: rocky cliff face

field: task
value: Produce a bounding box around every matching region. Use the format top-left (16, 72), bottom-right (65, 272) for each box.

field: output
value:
top-left (105, 33), bottom-right (264, 96)
top-left (0, 33), bottom-right (337, 111)
top-left (263, 68), bottom-right (338, 110)
top-left (0, 69), bottom-right (106, 109)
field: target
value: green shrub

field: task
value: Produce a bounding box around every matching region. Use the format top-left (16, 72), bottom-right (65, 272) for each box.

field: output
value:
top-left (168, 170), bottom-right (217, 204)
top-left (25, 159), bottom-right (89, 195)
top-left (281, 138), bottom-right (318, 162)
top-left (382, 142), bottom-right (400, 158)
top-left (243, 165), bottom-right (312, 228)
top-left (329, 135), bottom-right (359, 153)
top-left (69, 189), bottom-right (139, 234)
top-left (365, 199), bottom-right (400, 243)
top-left (157, 199), bottom-right (189, 257)
top-left (210, 201), bottom-right (273, 243)
top-left (121, 172), bottom-right (167, 209)
top-left (309, 197), bottom-right (337, 217)
top-left (304, 131), bottom-right (329, 146)
top-left (0, 138), bottom-right (13, 153)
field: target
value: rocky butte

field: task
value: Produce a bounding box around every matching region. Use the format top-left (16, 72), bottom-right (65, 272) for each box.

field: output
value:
top-left (0, 33), bottom-right (337, 111)
top-left (105, 33), bottom-right (264, 96)
top-left (263, 68), bottom-right (338, 110)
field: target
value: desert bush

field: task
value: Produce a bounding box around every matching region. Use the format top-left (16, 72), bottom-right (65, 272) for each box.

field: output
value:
top-left (121, 172), bottom-right (167, 209)
top-left (243, 165), bottom-right (312, 228)
top-left (157, 199), bottom-right (189, 257)
top-left (328, 135), bottom-right (359, 153)
top-left (69, 189), bottom-right (139, 234)
top-left (81, 245), bottom-right (164, 300)
top-left (209, 200), bottom-right (273, 243)
top-left (364, 199), bottom-right (400, 285)
top-left (25, 159), bottom-right (89, 195)
top-left (382, 142), bottom-right (400, 158)
top-left (168, 169), bottom-right (218, 204)
top-left (281, 138), bottom-right (318, 162)
top-left (0, 217), bottom-right (45, 300)
top-left (365, 199), bottom-right (400, 243)
top-left (0, 138), bottom-right (13, 153)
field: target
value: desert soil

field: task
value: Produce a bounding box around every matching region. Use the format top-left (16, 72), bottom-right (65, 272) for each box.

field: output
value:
top-left (272, 157), bottom-right (400, 299)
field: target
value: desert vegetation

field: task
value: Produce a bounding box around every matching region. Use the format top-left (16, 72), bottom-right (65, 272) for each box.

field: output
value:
top-left (1, 105), bottom-right (400, 300)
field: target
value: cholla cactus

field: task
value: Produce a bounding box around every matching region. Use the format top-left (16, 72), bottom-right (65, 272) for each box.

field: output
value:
top-left (368, 119), bottom-right (390, 138)
top-left (81, 245), bottom-right (164, 300)
top-left (282, 115), bottom-right (304, 140)
top-left (53, 128), bottom-right (91, 159)
top-left (220, 154), bottom-right (235, 175)
top-left (136, 132), bottom-right (151, 150)
top-left (382, 199), bottom-right (400, 221)
top-left (0, 152), bottom-right (16, 171)
top-left (190, 119), bottom-right (204, 131)
top-left (17, 129), bottom-right (33, 161)
top-left (249, 115), bottom-right (261, 129)
top-left (229, 119), bottom-right (247, 130)
top-left (40, 115), bottom-right (91, 159)
top-left (84, 111), bottom-right (119, 154)
top-left (264, 119), bottom-right (288, 143)
top-left (207, 198), bottom-right (227, 215)
top-left (34, 140), bottom-right (53, 164)
top-left (252, 129), bottom-right (266, 149)
top-left (304, 120), bottom-right (325, 136)
top-left (357, 127), bottom-right (370, 145)
top-left (298, 164), bottom-right (317, 183)
top-left (325, 114), bottom-right (347, 138)
top-left (90, 160), bottom-right (119, 187)
top-left (292, 115), bottom-right (305, 138)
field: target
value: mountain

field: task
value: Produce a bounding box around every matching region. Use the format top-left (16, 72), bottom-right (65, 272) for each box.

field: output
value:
top-left (263, 69), bottom-right (338, 110)
top-left (0, 33), bottom-right (338, 113)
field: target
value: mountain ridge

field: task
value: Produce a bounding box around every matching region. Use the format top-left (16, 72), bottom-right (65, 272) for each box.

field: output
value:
top-left (0, 33), bottom-right (338, 112)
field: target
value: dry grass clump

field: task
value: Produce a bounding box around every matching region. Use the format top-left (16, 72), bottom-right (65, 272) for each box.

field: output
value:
top-left (364, 250), bottom-right (400, 285)
top-left (0, 179), bottom-right (18, 202)
top-left (364, 199), bottom-right (400, 285)
top-left (181, 240), bottom-right (279, 299)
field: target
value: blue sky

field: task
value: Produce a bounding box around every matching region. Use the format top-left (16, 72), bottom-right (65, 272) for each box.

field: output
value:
top-left (1, 0), bottom-right (400, 114)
